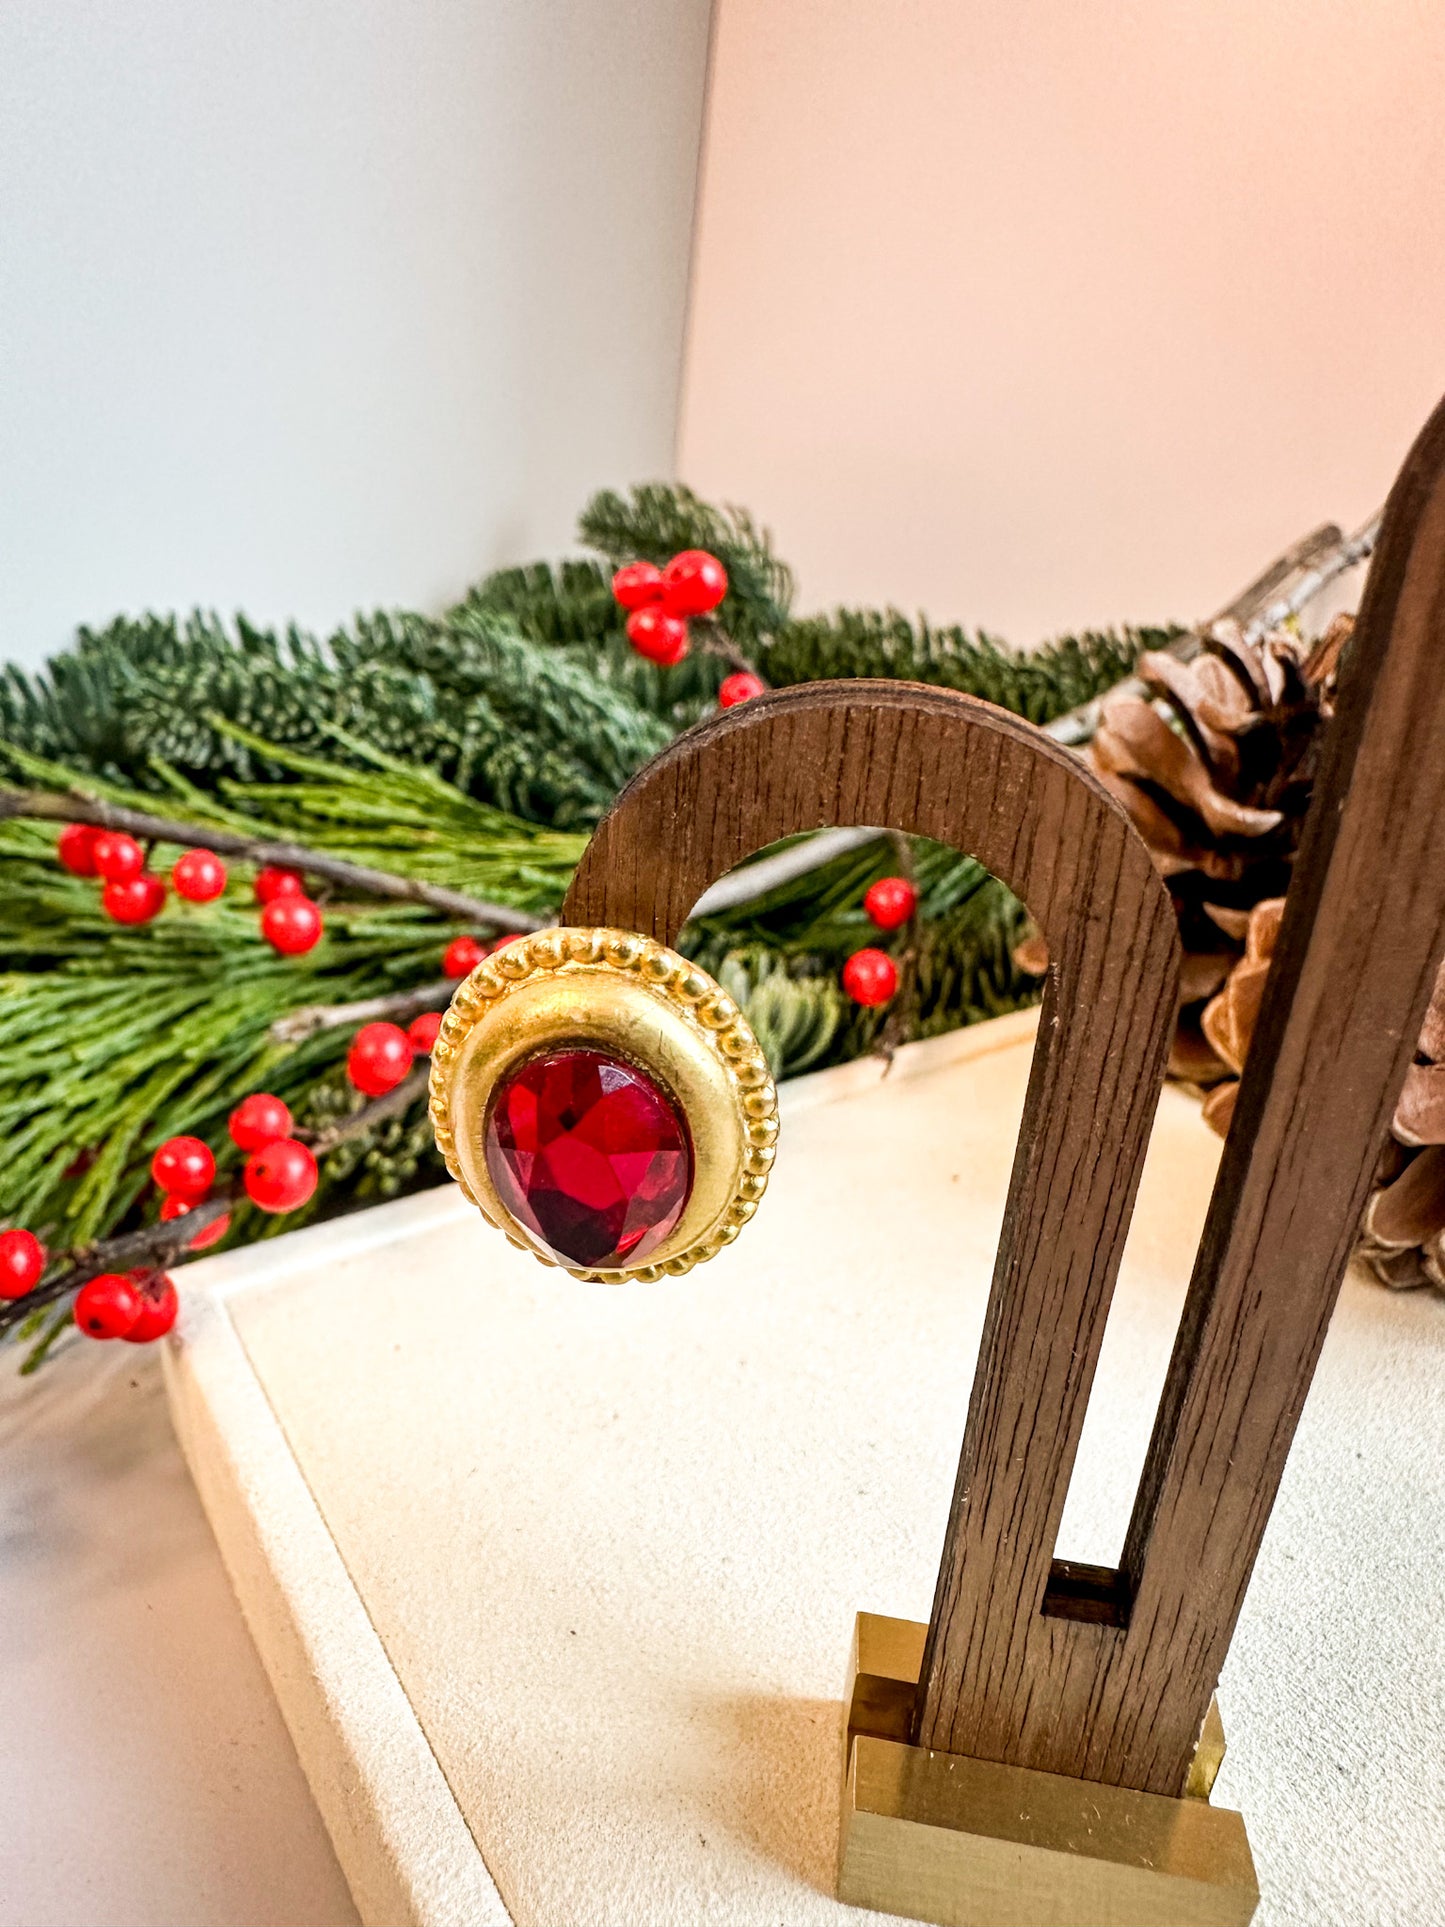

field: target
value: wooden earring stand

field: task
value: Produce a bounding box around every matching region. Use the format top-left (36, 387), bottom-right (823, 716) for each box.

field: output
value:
top-left (561, 396), bottom-right (1445, 1927)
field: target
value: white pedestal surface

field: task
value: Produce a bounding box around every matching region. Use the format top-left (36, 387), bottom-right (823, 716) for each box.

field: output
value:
top-left (162, 1011), bottom-right (1445, 1927)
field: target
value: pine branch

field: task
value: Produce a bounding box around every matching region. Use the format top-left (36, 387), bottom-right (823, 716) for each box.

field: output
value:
top-left (1, 603), bottom-right (671, 826)
top-left (0, 786), bottom-right (543, 931)
top-left (457, 558), bottom-right (623, 647)
top-left (451, 566), bottom-right (739, 730)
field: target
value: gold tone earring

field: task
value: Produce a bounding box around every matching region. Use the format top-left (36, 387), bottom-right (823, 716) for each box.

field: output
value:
top-left (427, 929), bottom-right (779, 1282)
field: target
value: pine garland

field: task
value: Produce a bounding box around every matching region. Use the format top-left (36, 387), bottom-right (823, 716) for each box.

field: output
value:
top-left (0, 478), bottom-right (1162, 1366)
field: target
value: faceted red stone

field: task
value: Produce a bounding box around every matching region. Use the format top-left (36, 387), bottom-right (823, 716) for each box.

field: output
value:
top-left (485, 1049), bottom-right (693, 1269)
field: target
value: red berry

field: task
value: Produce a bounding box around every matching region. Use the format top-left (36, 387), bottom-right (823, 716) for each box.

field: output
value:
top-left (151, 1134), bottom-right (215, 1200)
top-left (91, 831), bottom-right (145, 882)
top-left (172, 847), bottom-right (227, 902)
top-left (407, 1010), bottom-right (443, 1054)
top-left (626, 607), bottom-right (689, 667)
top-left (661, 549), bottom-right (728, 618)
top-left (254, 866), bottom-right (304, 904)
top-left (611, 561), bottom-right (665, 611)
top-left (864, 876), bottom-right (918, 931)
top-left (57, 823), bottom-right (102, 876)
top-left (492, 933), bottom-right (524, 951)
top-left (159, 1195), bottom-right (231, 1250)
top-left (124, 1273), bottom-right (180, 1342)
top-left (228, 1092), bottom-right (293, 1152)
top-left (244, 1138), bottom-right (318, 1214)
top-left (262, 895), bottom-right (323, 955)
top-left (347, 1022), bottom-right (415, 1097)
top-left (102, 874), bottom-right (167, 924)
top-left (442, 934), bottom-right (487, 978)
top-left (0, 1228), bottom-right (45, 1299)
top-left (842, 947), bottom-right (899, 1007)
top-left (718, 671), bottom-right (765, 708)
top-left (74, 1272), bottom-right (142, 1340)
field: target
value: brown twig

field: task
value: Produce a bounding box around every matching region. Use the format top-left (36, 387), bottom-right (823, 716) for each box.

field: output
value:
top-left (0, 787), bottom-right (543, 932)
top-left (694, 617), bottom-right (768, 683)
top-left (875, 831), bottom-right (921, 1071)
top-left (0, 1066), bottom-right (437, 1340)
top-left (271, 978), bottom-right (455, 1044)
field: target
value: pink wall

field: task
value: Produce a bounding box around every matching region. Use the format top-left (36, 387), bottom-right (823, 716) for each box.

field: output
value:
top-left (679, 0), bottom-right (1445, 641)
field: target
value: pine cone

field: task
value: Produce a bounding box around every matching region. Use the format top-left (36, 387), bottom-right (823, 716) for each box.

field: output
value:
top-left (1085, 615), bottom-right (1348, 1084)
top-left (1193, 897), bottom-right (1285, 1137)
top-left (1193, 904), bottom-right (1445, 1296)
top-left (1358, 963), bottom-right (1445, 1291)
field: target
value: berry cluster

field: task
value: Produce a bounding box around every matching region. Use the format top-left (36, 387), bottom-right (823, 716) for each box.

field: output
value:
top-left (0, 1217), bottom-right (181, 1341)
top-left (345, 990), bottom-right (456, 1094)
top-left (226, 1094), bottom-right (316, 1215)
top-left (611, 549), bottom-right (730, 669)
top-left (9, 884), bottom-right (525, 1353)
top-left (57, 826), bottom-right (324, 956)
top-left (841, 875), bottom-right (918, 1009)
top-left (0, 1090), bottom-right (327, 1348)
top-left (73, 1269), bottom-right (180, 1343)
top-left (58, 823), bottom-right (172, 924)
top-left (0, 1208), bottom-right (179, 1342)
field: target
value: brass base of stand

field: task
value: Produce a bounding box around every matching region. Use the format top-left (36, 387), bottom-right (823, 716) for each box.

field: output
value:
top-left (838, 1615), bottom-right (1259, 1927)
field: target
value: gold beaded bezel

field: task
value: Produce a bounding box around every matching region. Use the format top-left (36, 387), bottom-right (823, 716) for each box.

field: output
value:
top-left (427, 928), bottom-right (779, 1282)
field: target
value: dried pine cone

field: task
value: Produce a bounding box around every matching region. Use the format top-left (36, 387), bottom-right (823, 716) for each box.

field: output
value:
top-left (1196, 912), bottom-right (1445, 1295)
top-left (1085, 615), bottom-right (1348, 1084)
top-left (1195, 897), bottom-right (1285, 1137)
top-left (1359, 964), bottom-right (1445, 1291)
top-left (1038, 604), bottom-right (1445, 1296)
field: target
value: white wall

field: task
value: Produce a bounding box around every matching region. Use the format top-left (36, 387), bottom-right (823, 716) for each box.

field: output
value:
top-left (680, 0), bottom-right (1445, 642)
top-left (0, 1), bottom-right (712, 667)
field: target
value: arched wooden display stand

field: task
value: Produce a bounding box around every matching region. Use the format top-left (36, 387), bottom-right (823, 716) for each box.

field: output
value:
top-left (561, 395), bottom-right (1445, 1927)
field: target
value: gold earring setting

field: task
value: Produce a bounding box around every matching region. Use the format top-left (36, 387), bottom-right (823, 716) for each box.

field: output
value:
top-left (427, 929), bottom-right (778, 1282)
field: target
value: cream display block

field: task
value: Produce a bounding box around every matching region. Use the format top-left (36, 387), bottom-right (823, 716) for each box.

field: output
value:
top-left (163, 1010), bottom-right (1445, 1927)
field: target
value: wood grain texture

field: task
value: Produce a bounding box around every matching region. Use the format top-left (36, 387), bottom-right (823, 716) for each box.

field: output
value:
top-left (564, 680), bottom-right (1181, 1761)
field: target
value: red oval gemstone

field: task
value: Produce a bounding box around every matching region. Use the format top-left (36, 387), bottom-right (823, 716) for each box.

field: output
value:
top-left (484, 1049), bottom-right (693, 1270)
